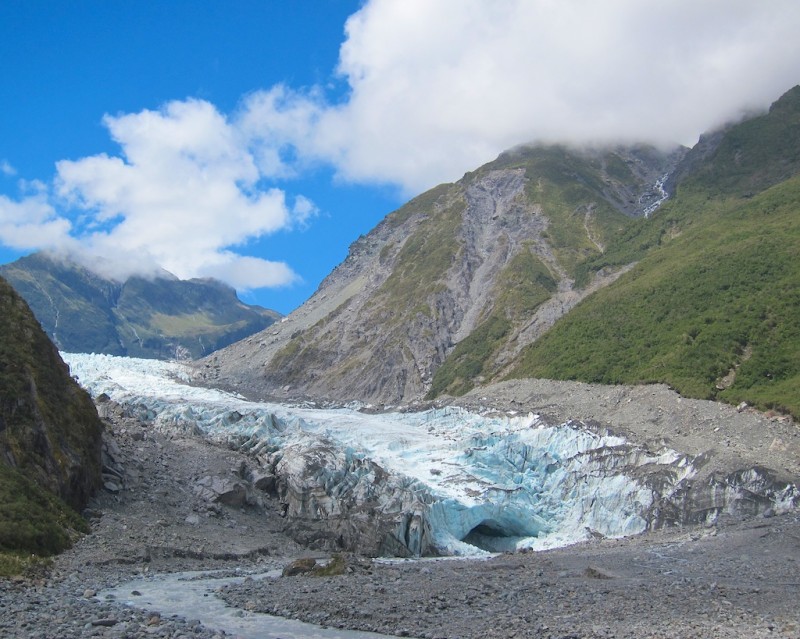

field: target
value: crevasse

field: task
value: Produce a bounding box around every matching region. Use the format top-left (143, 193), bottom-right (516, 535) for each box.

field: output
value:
top-left (64, 352), bottom-right (688, 556)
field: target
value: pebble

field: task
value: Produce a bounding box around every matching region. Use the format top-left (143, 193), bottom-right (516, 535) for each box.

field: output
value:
top-left (216, 515), bottom-right (800, 639)
top-left (0, 578), bottom-right (222, 639)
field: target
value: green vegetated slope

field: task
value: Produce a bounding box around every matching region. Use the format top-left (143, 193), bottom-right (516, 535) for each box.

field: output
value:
top-left (0, 252), bottom-right (280, 359)
top-left (112, 275), bottom-right (280, 359)
top-left (511, 86), bottom-right (800, 418)
top-left (267, 144), bottom-right (670, 401)
top-left (0, 463), bottom-right (89, 575)
top-left (426, 145), bottom-right (669, 398)
top-left (0, 253), bottom-right (123, 354)
top-left (374, 184), bottom-right (466, 324)
top-left (0, 277), bottom-right (102, 574)
top-left (479, 144), bottom-right (662, 273)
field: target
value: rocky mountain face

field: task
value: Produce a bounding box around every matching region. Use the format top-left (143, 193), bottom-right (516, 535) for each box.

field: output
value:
top-left (203, 144), bottom-right (683, 404)
top-left (206, 86), bottom-right (800, 419)
top-left (0, 276), bottom-right (105, 559)
top-left (0, 252), bottom-right (281, 360)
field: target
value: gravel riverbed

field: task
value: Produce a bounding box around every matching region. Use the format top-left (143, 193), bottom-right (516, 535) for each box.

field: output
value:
top-left (2, 381), bottom-right (799, 639)
top-left (221, 514), bottom-right (800, 639)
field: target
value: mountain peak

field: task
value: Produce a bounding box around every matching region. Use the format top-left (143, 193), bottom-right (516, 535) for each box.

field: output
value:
top-left (0, 252), bottom-right (281, 360)
top-left (202, 142), bottom-right (682, 403)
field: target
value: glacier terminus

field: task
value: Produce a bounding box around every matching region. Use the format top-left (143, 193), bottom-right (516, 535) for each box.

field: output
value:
top-left (64, 353), bottom-right (797, 558)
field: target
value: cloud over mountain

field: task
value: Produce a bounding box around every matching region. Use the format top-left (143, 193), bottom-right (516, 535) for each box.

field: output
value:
top-left (2, 99), bottom-right (309, 289)
top-left (54, 99), bottom-right (308, 288)
top-left (257, 0), bottom-right (800, 192)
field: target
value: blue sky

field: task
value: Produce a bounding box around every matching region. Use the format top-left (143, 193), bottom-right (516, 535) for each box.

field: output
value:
top-left (2, 1), bottom-right (799, 314)
top-left (0, 0), bottom-right (400, 313)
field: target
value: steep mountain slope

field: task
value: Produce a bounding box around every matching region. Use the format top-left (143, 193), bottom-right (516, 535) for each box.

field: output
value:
top-left (511, 86), bottom-right (800, 418)
top-left (0, 276), bottom-right (103, 568)
top-left (207, 87), bottom-right (799, 414)
top-left (203, 145), bottom-right (682, 403)
top-left (0, 252), bottom-right (281, 359)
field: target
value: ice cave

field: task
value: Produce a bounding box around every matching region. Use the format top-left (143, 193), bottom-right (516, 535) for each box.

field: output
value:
top-left (64, 352), bottom-right (696, 556)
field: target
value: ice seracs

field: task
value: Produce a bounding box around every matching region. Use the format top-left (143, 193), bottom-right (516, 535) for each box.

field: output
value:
top-left (64, 353), bottom-right (797, 557)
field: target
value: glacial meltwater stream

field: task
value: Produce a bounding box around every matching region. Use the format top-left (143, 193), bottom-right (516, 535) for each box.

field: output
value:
top-left (101, 570), bottom-right (401, 638)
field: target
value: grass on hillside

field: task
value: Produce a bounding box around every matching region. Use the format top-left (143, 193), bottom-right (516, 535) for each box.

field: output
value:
top-left (575, 88), bottom-right (800, 289)
top-left (425, 147), bottom-right (646, 399)
top-left (0, 463), bottom-right (88, 576)
top-left (374, 190), bottom-right (465, 323)
top-left (406, 146), bottom-right (646, 399)
top-left (572, 191), bottom-right (729, 288)
top-left (0, 286), bottom-right (103, 500)
top-left (487, 146), bottom-right (633, 277)
top-left (685, 86), bottom-right (800, 199)
top-left (2, 268), bottom-right (122, 355)
top-left (0, 278), bottom-right (100, 574)
top-left (386, 183), bottom-right (453, 228)
top-left (427, 315), bottom-right (511, 398)
top-left (510, 175), bottom-right (800, 418)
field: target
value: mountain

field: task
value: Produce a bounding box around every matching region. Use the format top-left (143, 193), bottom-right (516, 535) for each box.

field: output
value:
top-left (0, 276), bottom-right (103, 569)
top-left (202, 144), bottom-right (683, 402)
top-left (0, 252), bottom-right (282, 360)
top-left (204, 86), bottom-right (800, 419)
top-left (510, 86), bottom-right (800, 417)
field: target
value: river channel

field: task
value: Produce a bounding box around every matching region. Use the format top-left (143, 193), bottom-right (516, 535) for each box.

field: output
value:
top-left (101, 569), bottom-right (400, 639)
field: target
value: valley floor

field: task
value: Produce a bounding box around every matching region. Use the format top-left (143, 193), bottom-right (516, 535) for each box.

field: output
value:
top-left (2, 386), bottom-right (799, 639)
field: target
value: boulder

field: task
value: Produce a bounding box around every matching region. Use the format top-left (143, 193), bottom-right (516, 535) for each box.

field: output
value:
top-left (252, 471), bottom-right (276, 493)
top-left (282, 557), bottom-right (317, 576)
top-left (194, 475), bottom-right (248, 507)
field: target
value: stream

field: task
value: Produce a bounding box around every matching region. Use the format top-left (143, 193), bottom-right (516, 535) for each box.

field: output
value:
top-left (100, 569), bottom-right (400, 639)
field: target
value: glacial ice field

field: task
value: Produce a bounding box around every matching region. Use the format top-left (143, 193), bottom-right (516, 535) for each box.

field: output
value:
top-left (64, 352), bottom-right (690, 556)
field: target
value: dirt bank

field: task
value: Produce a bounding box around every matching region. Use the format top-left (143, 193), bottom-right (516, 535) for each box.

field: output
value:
top-left (454, 379), bottom-right (800, 484)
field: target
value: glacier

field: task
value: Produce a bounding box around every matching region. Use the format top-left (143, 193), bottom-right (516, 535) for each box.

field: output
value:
top-left (65, 353), bottom-right (697, 556)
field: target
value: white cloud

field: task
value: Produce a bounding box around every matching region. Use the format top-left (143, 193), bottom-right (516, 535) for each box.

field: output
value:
top-left (0, 160), bottom-right (16, 177)
top-left (239, 0), bottom-right (800, 193)
top-left (237, 85), bottom-right (328, 178)
top-left (0, 99), bottom-right (305, 291)
top-left (0, 191), bottom-right (73, 251)
top-left (202, 253), bottom-right (300, 291)
top-left (52, 98), bottom-right (302, 287)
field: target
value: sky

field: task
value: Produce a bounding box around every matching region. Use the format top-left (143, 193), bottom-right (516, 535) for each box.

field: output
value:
top-left (1, 1), bottom-right (799, 314)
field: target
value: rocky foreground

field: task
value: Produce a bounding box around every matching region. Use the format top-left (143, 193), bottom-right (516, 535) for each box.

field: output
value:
top-left (221, 514), bottom-right (800, 639)
top-left (1, 388), bottom-right (799, 639)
